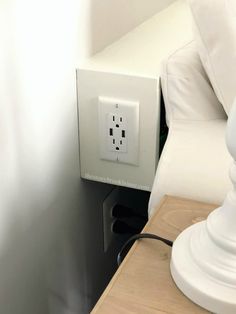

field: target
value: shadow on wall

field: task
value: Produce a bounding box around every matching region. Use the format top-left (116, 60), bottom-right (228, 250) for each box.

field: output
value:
top-left (0, 1), bottom-right (89, 312)
top-left (0, 107), bottom-right (114, 314)
top-left (89, 0), bottom-right (176, 55)
top-left (0, 197), bottom-right (49, 314)
top-left (0, 110), bottom-right (84, 314)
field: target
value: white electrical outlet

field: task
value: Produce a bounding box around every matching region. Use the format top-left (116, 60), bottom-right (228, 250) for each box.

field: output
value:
top-left (107, 113), bottom-right (127, 153)
top-left (98, 96), bottom-right (139, 165)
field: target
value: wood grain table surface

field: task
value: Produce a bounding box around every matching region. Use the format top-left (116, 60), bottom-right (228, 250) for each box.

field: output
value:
top-left (91, 195), bottom-right (218, 314)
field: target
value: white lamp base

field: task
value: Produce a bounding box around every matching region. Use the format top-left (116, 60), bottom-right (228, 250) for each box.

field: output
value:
top-left (171, 200), bottom-right (236, 314)
top-left (170, 102), bottom-right (236, 314)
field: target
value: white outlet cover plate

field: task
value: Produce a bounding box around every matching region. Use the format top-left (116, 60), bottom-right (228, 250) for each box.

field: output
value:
top-left (98, 96), bottom-right (139, 165)
top-left (77, 69), bottom-right (160, 192)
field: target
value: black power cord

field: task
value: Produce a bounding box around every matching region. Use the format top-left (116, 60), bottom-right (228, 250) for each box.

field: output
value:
top-left (117, 233), bottom-right (173, 267)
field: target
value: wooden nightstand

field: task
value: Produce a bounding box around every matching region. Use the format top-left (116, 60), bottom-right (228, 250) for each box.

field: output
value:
top-left (91, 196), bottom-right (218, 313)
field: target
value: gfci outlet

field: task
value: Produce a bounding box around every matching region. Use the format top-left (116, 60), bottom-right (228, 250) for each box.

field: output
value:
top-left (98, 97), bottom-right (139, 165)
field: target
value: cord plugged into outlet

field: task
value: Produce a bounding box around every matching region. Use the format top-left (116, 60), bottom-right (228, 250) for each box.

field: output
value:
top-left (98, 97), bottom-right (139, 165)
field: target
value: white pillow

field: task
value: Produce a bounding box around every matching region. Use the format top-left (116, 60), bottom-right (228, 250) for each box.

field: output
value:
top-left (189, 0), bottom-right (236, 115)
